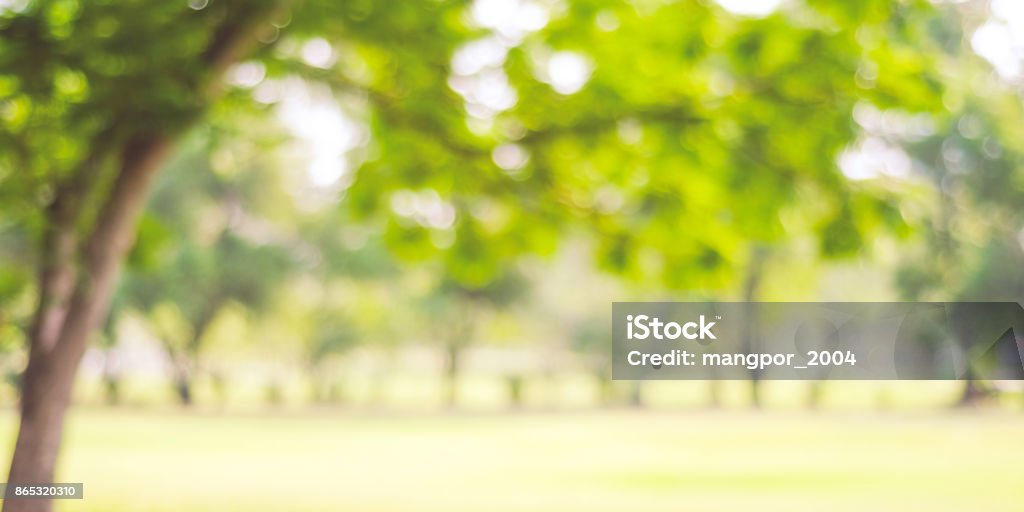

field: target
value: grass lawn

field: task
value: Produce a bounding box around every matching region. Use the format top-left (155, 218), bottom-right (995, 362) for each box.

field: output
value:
top-left (0, 408), bottom-right (1022, 511)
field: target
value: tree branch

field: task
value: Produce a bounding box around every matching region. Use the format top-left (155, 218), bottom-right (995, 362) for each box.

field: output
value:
top-left (48, 0), bottom-right (288, 357)
top-left (28, 126), bottom-right (119, 356)
top-left (516, 106), bottom-right (707, 146)
top-left (201, 0), bottom-right (290, 98)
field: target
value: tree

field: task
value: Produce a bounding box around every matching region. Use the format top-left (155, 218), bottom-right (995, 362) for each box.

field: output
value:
top-left (302, 308), bottom-right (358, 403)
top-left (418, 270), bottom-right (528, 408)
top-left (124, 133), bottom-right (293, 405)
top-left (124, 230), bottom-right (290, 405)
top-left (888, 1), bottom-right (1024, 405)
top-left (0, 1), bottom-right (292, 502)
top-left (293, 216), bottom-right (398, 405)
top-left (569, 313), bottom-right (623, 405)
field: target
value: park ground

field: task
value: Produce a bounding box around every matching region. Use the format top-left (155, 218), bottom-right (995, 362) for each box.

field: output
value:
top-left (1, 406), bottom-right (1023, 511)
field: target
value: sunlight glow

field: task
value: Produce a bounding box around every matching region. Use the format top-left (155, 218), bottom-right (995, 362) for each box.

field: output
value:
top-left (278, 82), bottom-right (365, 188)
top-left (972, 0), bottom-right (1024, 80)
top-left (471, 0), bottom-right (548, 42)
top-left (301, 38), bottom-right (335, 69)
top-left (545, 51), bottom-right (593, 95)
top-left (716, 0), bottom-right (784, 17)
top-left (390, 189), bottom-right (457, 230)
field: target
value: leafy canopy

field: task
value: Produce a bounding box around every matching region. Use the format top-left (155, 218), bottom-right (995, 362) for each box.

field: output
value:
top-left (0, 0), bottom-right (952, 299)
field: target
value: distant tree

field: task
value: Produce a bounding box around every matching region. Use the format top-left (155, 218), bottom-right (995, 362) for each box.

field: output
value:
top-left (419, 270), bottom-right (528, 409)
top-left (570, 314), bottom-right (622, 405)
top-left (303, 308), bottom-right (358, 404)
top-left (890, 4), bottom-right (1024, 404)
top-left (113, 121), bottom-right (295, 406)
top-left (125, 231), bottom-right (290, 405)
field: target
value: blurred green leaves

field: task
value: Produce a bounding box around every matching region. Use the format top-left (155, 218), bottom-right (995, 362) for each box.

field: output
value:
top-left (0, 0), bottom-right (990, 324)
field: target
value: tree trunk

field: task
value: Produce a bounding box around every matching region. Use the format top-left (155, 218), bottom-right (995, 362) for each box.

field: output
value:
top-left (706, 379), bottom-right (722, 409)
top-left (102, 375), bottom-right (121, 406)
top-left (594, 369), bottom-right (613, 405)
top-left (6, 135), bottom-right (172, 512)
top-left (168, 317), bottom-right (213, 407)
top-left (210, 369), bottom-right (228, 409)
top-left (265, 379), bottom-right (284, 407)
top-left (6, 352), bottom-right (78, 493)
top-left (308, 367), bottom-right (324, 404)
top-left (445, 343), bottom-right (460, 409)
top-left (956, 379), bottom-right (988, 407)
top-left (506, 375), bottom-right (524, 409)
top-left (307, 365), bottom-right (334, 404)
top-left (741, 246), bottom-right (767, 409)
top-left (174, 368), bottom-right (194, 406)
top-left (101, 348), bottom-right (121, 405)
top-left (807, 381), bottom-right (824, 409)
top-left (628, 381), bottom-right (643, 407)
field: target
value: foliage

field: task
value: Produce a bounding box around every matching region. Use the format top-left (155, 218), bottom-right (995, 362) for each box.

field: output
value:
top-left (0, 0), bottom-right (1008, 406)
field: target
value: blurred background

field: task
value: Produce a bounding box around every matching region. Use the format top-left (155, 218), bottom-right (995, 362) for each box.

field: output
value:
top-left (1, 0), bottom-right (1023, 510)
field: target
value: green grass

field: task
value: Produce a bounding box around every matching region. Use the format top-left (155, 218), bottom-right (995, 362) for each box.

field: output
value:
top-left (1, 408), bottom-right (1022, 511)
